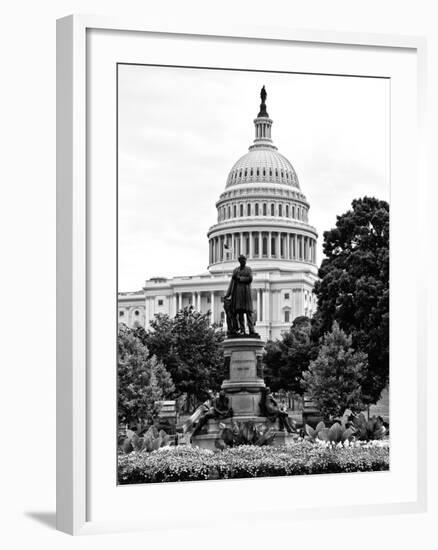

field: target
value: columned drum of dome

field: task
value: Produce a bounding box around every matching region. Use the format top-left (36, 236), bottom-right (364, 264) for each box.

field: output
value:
top-left (208, 89), bottom-right (318, 275)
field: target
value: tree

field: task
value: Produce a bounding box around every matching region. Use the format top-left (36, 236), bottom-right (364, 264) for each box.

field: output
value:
top-left (263, 316), bottom-right (316, 394)
top-left (118, 324), bottom-right (174, 428)
top-left (313, 196), bottom-right (389, 404)
top-left (135, 307), bottom-right (226, 407)
top-left (301, 322), bottom-right (368, 419)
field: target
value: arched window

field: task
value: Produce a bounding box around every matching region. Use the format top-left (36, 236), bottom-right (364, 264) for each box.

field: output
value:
top-left (239, 170), bottom-right (242, 177)
top-left (275, 169), bottom-right (278, 177)
top-left (247, 203), bottom-right (251, 216)
top-left (292, 205), bottom-right (295, 218)
top-left (286, 204), bottom-right (289, 217)
top-left (244, 169), bottom-right (247, 177)
top-left (279, 204), bottom-right (283, 217)
top-left (263, 168), bottom-right (266, 176)
top-left (119, 311), bottom-right (124, 317)
top-left (286, 172), bottom-right (289, 180)
top-left (135, 310), bottom-right (140, 316)
top-left (240, 204), bottom-right (244, 216)
top-left (269, 168), bottom-right (272, 176)
top-left (233, 204), bottom-right (237, 217)
top-left (281, 170), bottom-right (284, 178)
top-left (263, 203), bottom-right (267, 216)
top-left (271, 235), bottom-right (276, 256)
top-left (250, 168), bottom-right (253, 176)
top-left (255, 203), bottom-right (259, 215)
top-left (262, 235), bottom-right (268, 256)
top-left (256, 168), bottom-right (259, 176)
top-left (227, 206), bottom-right (231, 218)
top-left (271, 203), bottom-right (275, 216)
top-left (284, 310), bottom-right (290, 323)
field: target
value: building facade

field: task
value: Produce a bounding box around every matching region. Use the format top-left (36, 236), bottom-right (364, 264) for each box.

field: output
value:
top-left (118, 90), bottom-right (318, 341)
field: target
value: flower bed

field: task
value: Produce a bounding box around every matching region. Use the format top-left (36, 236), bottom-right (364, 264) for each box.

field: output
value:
top-left (118, 440), bottom-right (389, 484)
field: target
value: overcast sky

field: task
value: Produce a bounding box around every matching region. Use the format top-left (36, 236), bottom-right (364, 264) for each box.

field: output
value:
top-left (118, 64), bottom-right (389, 291)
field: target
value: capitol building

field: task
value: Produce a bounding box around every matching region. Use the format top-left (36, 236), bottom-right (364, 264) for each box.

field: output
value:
top-left (118, 89), bottom-right (318, 341)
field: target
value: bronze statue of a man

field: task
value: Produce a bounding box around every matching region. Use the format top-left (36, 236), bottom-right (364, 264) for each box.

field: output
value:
top-left (224, 254), bottom-right (256, 336)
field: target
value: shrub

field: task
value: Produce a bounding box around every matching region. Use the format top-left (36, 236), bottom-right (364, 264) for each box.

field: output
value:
top-left (215, 421), bottom-right (276, 449)
top-left (117, 441), bottom-right (389, 484)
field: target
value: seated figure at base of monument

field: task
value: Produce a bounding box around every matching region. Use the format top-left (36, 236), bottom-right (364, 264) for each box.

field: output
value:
top-left (191, 390), bottom-right (233, 437)
top-left (260, 387), bottom-right (296, 433)
top-left (224, 254), bottom-right (259, 338)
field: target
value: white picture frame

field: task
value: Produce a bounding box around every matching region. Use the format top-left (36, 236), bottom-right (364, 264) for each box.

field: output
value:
top-left (56, 15), bottom-right (428, 535)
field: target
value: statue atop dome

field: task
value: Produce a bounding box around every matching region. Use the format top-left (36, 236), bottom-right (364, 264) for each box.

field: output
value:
top-left (258, 85), bottom-right (269, 118)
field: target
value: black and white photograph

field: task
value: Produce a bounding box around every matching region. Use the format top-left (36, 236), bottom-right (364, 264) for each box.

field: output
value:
top-left (117, 64), bottom-right (390, 484)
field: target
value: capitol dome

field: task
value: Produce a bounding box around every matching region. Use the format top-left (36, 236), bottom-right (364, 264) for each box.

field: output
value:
top-left (207, 86), bottom-right (318, 275)
top-left (226, 148), bottom-right (300, 189)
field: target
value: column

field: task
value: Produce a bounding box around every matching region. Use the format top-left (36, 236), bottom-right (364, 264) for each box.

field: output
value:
top-left (258, 231), bottom-right (262, 258)
top-left (277, 233), bottom-right (281, 258)
top-left (173, 294), bottom-right (177, 315)
top-left (178, 292), bottom-right (182, 310)
top-left (210, 291), bottom-right (215, 324)
top-left (263, 289), bottom-right (270, 323)
top-left (191, 292), bottom-right (196, 308)
top-left (256, 289), bottom-right (261, 321)
top-left (145, 297), bottom-right (150, 327)
top-left (197, 291), bottom-right (201, 312)
top-left (249, 231), bottom-right (253, 258)
top-left (240, 233), bottom-right (244, 257)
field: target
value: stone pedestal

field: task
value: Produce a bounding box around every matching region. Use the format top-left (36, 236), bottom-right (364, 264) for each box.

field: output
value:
top-left (221, 337), bottom-right (266, 418)
top-left (192, 337), bottom-right (269, 450)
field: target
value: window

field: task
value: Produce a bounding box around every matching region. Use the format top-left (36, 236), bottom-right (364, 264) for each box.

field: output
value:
top-left (271, 236), bottom-right (276, 256)
top-left (119, 311), bottom-right (124, 317)
top-left (292, 205), bottom-right (295, 218)
top-left (263, 168), bottom-right (266, 176)
top-left (158, 300), bottom-right (163, 306)
top-left (135, 310), bottom-right (140, 315)
top-left (271, 203), bottom-right (275, 216)
top-left (227, 206), bottom-right (231, 218)
top-left (263, 203), bottom-right (267, 216)
top-left (262, 236), bottom-right (268, 256)
top-left (244, 169), bottom-right (247, 177)
top-left (247, 203), bottom-right (251, 216)
top-left (255, 203), bottom-right (259, 215)
top-left (286, 205), bottom-right (289, 217)
top-left (284, 310), bottom-right (290, 323)
top-left (250, 168), bottom-right (253, 176)
top-left (256, 168), bottom-right (259, 176)
top-left (255, 236), bottom-right (259, 256)
top-left (233, 205), bottom-right (237, 217)
top-left (269, 168), bottom-right (272, 176)
top-left (279, 204), bottom-right (283, 216)
top-left (240, 204), bottom-right (243, 216)
top-left (284, 293), bottom-right (290, 300)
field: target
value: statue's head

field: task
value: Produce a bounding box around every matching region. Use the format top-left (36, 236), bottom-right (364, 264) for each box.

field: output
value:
top-left (238, 254), bottom-right (246, 267)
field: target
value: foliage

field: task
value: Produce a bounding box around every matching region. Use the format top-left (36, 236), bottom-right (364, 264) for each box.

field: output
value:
top-left (353, 412), bottom-right (387, 441)
top-left (263, 316), bottom-right (317, 394)
top-left (301, 323), bottom-right (368, 418)
top-left (305, 421), bottom-right (355, 444)
top-left (118, 324), bottom-right (175, 427)
top-left (117, 441), bottom-right (389, 484)
top-left (121, 425), bottom-right (171, 454)
top-left (134, 307), bottom-right (226, 405)
top-left (215, 421), bottom-right (276, 449)
top-left (312, 196), bottom-right (389, 404)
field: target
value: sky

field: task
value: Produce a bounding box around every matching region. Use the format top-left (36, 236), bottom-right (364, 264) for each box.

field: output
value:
top-left (118, 64), bottom-right (389, 291)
